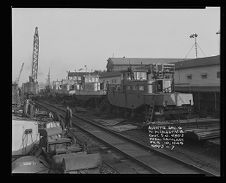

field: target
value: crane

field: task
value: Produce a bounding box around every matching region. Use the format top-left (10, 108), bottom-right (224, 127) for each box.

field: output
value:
top-left (29, 26), bottom-right (39, 83)
top-left (22, 27), bottom-right (39, 98)
top-left (15, 62), bottom-right (24, 85)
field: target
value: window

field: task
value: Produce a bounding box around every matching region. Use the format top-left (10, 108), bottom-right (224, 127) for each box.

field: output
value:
top-left (187, 74), bottom-right (192, 80)
top-left (164, 74), bottom-right (170, 79)
top-left (127, 86), bottom-right (131, 90)
top-left (201, 73), bottom-right (207, 79)
top-left (217, 72), bottom-right (220, 78)
top-left (132, 86), bottom-right (136, 90)
top-left (139, 86), bottom-right (144, 91)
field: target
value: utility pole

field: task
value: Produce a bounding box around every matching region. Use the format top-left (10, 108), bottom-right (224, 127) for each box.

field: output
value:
top-left (190, 33), bottom-right (198, 58)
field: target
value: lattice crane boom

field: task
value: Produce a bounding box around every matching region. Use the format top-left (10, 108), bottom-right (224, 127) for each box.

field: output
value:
top-left (31, 27), bottom-right (39, 83)
top-left (16, 62), bottom-right (24, 85)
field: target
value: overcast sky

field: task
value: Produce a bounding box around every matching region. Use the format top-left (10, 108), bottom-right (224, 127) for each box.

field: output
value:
top-left (12, 8), bottom-right (220, 85)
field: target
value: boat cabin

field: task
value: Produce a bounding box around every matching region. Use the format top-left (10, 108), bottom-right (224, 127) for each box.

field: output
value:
top-left (108, 63), bottom-right (175, 94)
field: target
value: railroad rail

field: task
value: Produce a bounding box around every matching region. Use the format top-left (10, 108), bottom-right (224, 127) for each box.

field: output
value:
top-left (34, 100), bottom-right (218, 176)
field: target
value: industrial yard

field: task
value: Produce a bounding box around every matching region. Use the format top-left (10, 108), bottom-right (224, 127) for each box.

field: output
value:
top-left (12, 8), bottom-right (220, 175)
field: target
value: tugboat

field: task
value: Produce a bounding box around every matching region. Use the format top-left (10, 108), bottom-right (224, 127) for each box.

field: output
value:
top-left (107, 63), bottom-right (194, 125)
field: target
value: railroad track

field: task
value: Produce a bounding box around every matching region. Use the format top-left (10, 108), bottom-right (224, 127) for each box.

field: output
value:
top-left (34, 100), bottom-right (218, 176)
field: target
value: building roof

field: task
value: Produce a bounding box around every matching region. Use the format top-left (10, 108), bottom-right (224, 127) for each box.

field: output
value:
top-left (68, 71), bottom-right (98, 77)
top-left (175, 55), bottom-right (220, 70)
top-left (99, 71), bottom-right (122, 78)
top-left (107, 57), bottom-right (184, 65)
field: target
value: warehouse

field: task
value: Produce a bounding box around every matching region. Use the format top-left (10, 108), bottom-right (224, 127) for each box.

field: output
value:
top-left (174, 55), bottom-right (220, 117)
top-left (106, 57), bottom-right (183, 72)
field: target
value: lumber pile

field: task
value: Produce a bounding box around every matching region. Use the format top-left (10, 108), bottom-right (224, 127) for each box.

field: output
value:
top-left (185, 128), bottom-right (220, 141)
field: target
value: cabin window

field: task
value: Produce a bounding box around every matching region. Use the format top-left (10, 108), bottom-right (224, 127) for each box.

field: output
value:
top-left (157, 64), bottom-right (163, 72)
top-left (201, 73), bottom-right (207, 79)
top-left (217, 71), bottom-right (220, 78)
top-left (164, 74), bottom-right (170, 79)
top-left (187, 74), bottom-right (192, 80)
top-left (139, 86), bottom-right (144, 91)
top-left (127, 86), bottom-right (131, 90)
top-left (132, 86), bottom-right (137, 90)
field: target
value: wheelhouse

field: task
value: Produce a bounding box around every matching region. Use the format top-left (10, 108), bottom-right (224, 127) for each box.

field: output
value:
top-left (108, 63), bottom-right (175, 94)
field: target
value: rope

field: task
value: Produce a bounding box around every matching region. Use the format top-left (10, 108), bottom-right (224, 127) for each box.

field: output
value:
top-left (21, 134), bottom-right (25, 154)
top-left (30, 133), bottom-right (34, 144)
top-left (20, 129), bottom-right (36, 155)
top-left (24, 134), bottom-right (28, 154)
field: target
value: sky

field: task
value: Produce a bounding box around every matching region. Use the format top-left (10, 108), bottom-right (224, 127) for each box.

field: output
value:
top-left (12, 8), bottom-right (220, 86)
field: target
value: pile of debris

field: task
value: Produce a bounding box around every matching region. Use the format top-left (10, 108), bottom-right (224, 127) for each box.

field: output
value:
top-left (39, 121), bottom-right (102, 173)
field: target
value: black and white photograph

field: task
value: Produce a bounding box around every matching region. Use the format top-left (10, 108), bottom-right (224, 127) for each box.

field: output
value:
top-left (12, 7), bottom-right (221, 175)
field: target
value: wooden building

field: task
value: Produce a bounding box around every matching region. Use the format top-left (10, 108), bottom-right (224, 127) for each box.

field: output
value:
top-left (174, 55), bottom-right (220, 117)
top-left (106, 57), bottom-right (183, 72)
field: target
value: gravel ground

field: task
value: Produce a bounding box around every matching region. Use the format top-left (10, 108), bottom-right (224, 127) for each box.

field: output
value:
top-left (47, 100), bottom-right (220, 174)
top-left (77, 107), bottom-right (220, 174)
top-left (120, 129), bottom-right (220, 172)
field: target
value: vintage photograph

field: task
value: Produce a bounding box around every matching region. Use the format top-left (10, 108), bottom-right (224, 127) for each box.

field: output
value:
top-left (12, 8), bottom-right (220, 175)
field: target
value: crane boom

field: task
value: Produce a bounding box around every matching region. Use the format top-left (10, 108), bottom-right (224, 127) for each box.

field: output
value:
top-left (31, 27), bottom-right (39, 82)
top-left (16, 62), bottom-right (24, 85)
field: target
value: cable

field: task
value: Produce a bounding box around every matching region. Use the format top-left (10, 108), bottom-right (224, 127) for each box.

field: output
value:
top-left (184, 43), bottom-right (195, 59)
top-left (197, 43), bottom-right (206, 57)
